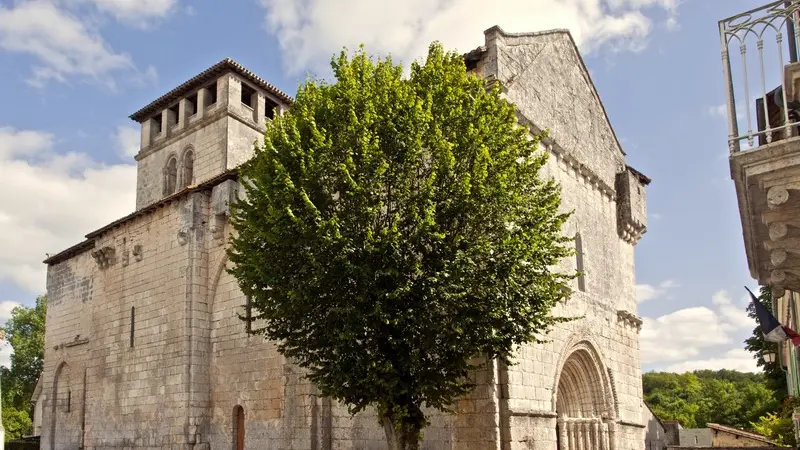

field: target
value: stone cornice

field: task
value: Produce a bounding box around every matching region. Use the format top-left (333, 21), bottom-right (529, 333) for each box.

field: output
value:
top-left (514, 111), bottom-right (617, 202)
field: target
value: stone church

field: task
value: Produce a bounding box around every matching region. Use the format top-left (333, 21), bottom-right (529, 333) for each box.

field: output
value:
top-left (39, 26), bottom-right (649, 450)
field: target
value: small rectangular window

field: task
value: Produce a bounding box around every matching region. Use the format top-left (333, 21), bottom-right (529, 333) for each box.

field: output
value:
top-left (241, 83), bottom-right (256, 109)
top-left (265, 98), bottom-right (278, 120)
top-left (187, 92), bottom-right (198, 117)
top-left (207, 82), bottom-right (218, 105)
top-left (168, 104), bottom-right (179, 126)
top-left (152, 113), bottom-right (163, 134)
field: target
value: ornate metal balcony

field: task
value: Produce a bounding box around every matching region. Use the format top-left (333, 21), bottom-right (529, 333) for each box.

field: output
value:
top-left (724, 1), bottom-right (800, 295)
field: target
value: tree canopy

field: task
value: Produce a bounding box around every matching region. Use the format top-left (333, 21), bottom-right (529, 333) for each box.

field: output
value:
top-left (643, 370), bottom-right (778, 430)
top-left (228, 42), bottom-right (573, 449)
top-left (0, 295), bottom-right (47, 440)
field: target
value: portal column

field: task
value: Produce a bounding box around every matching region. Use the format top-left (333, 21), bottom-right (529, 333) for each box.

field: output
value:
top-left (558, 416), bottom-right (568, 450)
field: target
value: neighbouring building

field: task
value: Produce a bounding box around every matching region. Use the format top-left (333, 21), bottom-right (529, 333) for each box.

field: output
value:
top-left (643, 403), bottom-right (671, 450)
top-left (671, 423), bottom-right (778, 448)
top-left (40, 26), bottom-right (649, 450)
top-left (722, 0), bottom-right (800, 442)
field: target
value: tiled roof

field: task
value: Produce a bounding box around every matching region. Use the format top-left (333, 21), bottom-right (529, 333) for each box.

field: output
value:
top-left (129, 58), bottom-right (294, 122)
top-left (44, 169), bottom-right (239, 265)
top-left (706, 423), bottom-right (777, 446)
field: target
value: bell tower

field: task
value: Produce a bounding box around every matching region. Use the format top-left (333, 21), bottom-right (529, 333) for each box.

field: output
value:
top-left (128, 58), bottom-right (292, 210)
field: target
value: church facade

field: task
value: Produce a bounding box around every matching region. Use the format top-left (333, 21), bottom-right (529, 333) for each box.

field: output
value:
top-left (40, 26), bottom-right (649, 450)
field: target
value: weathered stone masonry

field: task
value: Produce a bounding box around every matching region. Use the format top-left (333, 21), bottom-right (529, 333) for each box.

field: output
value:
top-left (41, 26), bottom-right (649, 450)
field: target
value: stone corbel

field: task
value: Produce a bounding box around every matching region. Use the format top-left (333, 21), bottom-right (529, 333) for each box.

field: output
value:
top-left (91, 246), bottom-right (116, 269)
top-left (177, 228), bottom-right (189, 246)
top-left (616, 310), bottom-right (643, 332)
top-left (132, 244), bottom-right (143, 261)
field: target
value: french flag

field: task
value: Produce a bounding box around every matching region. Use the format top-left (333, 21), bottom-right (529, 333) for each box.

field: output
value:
top-left (746, 286), bottom-right (800, 346)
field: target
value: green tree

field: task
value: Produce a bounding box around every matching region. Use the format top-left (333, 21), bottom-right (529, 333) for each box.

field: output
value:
top-left (0, 295), bottom-right (47, 440)
top-left (751, 412), bottom-right (796, 447)
top-left (744, 285), bottom-right (788, 398)
top-left (643, 370), bottom-right (778, 431)
top-left (228, 43), bottom-right (573, 449)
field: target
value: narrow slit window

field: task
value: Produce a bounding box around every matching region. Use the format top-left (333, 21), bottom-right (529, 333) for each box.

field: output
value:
top-left (245, 296), bottom-right (252, 335)
top-left (66, 390), bottom-right (71, 412)
top-left (130, 306), bottom-right (135, 347)
top-left (575, 233), bottom-right (586, 292)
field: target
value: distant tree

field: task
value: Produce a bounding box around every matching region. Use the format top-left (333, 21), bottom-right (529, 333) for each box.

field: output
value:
top-left (643, 370), bottom-right (778, 431)
top-left (0, 295), bottom-right (47, 440)
top-left (228, 43), bottom-right (574, 449)
top-left (744, 285), bottom-right (788, 399)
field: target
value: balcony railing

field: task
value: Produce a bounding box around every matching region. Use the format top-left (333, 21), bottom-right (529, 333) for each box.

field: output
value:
top-left (720, 0), bottom-right (800, 153)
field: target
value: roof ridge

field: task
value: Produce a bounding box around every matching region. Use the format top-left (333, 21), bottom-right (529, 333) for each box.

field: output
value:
top-left (129, 58), bottom-right (293, 122)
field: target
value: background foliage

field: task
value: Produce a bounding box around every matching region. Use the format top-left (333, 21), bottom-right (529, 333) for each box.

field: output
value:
top-left (0, 295), bottom-right (47, 441)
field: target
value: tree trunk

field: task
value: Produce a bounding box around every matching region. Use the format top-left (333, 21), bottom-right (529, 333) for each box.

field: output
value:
top-left (382, 414), bottom-right (421, 450)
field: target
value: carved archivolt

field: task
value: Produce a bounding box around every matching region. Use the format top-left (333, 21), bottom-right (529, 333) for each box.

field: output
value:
top-left (551, 334), bottom-right (617, 420)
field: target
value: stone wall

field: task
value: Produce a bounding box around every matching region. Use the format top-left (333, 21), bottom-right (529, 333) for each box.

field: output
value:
top-left (41, 25), bottom-right (647, 450)
top-left (477, 26), bottom-right (646, 450)
top-left (135, 113), bottom-right (228, 209)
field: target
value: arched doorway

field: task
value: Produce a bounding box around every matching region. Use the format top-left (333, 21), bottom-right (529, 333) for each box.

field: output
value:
top-left (49, 362), bottom-right (72, 450)
top-left (233, 405), bottom-right (245, 450)
top-left (554, 343), bottom-right (616, 450)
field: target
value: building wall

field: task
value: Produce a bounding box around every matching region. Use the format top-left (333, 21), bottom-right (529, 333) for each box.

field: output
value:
top-left (42, 27), bottom-right (647, 450)
top-left (712, 430), bottom-right (773, 447)
top-left (41, 192), bottom-right (215, 449)
top-left (643, 406), bottom-right (666, 449)
top-left (136, 113), bottom-right (229, 209)
top-left (479, 26), bottom-right (646, 450)
top-left (679, 428), bottom-right (713, 447)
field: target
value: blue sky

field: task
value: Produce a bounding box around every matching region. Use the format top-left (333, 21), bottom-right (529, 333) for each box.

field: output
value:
top-left (0, 0), bottom-right (770, 372)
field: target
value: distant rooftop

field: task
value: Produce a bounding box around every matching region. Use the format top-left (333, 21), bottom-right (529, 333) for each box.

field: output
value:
top-left (129, 58), bottom-right (294, 122)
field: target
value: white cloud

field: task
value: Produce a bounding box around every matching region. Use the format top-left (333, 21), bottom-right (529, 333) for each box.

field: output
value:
top-left (114, 125), bottom-right (140, 159)
top-left (77, 0), bottom-right (178, 25)
top-left (712, 289), bottom-right (754, 330)
top-left (636, 279), bottom-right (678, 303)
top-left (662, 348), bottom-right (759, 373)
top-left (0, 1), bottom-right (133, 87)
top-left (0, 301), bottom-right (22, 369)
top-left (0, 126), bottom-right (136, 294)
top-left (707, 104), bottom-right (727, 118)
top-left (0, 301), bottom-right (21, 323)
top-left (259, 0), bottom-right (680, 74)
top-left (641, 288), bottom-right (756, 367)
top-left (0, 344), bottom-right (11, 369)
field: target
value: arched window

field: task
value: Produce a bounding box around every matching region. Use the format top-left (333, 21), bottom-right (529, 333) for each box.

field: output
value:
top-left (233, 405), bottom-right (245, 450)
top-left (164, 156), bottom-right (178, 195)
top-left (181, 149), bottom-right (194, 188)
top-left (575, 233), bottom-right (586, 292)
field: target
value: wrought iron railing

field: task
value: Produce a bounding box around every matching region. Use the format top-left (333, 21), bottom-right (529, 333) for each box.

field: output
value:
top-left (720, 0), bottom-right (800, 153)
